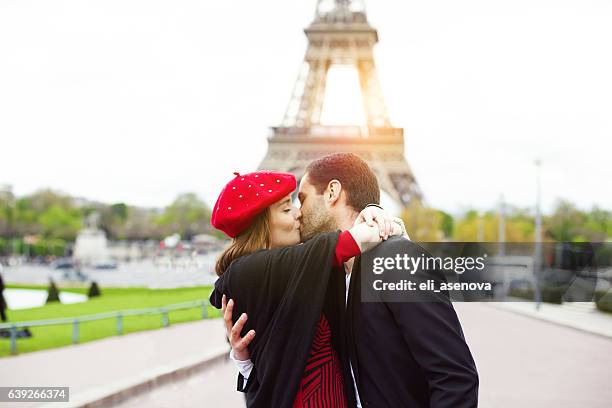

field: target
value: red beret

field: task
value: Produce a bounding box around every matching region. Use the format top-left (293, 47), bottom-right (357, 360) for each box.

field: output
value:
top-left (211, 171), bottom-right (297, 238)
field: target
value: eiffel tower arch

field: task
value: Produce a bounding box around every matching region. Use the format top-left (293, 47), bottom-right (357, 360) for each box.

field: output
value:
top-left (258, 0), bottom-right (423, 206)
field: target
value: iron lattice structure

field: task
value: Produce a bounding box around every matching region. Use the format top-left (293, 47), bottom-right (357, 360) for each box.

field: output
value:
top-left (258, 0), bottom-right (422, 206)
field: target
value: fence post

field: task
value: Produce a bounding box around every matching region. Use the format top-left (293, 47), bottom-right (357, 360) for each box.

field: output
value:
top-left (161, 309), bottom-right (169, 327)
top-left (117, 313), bottom-right (123, 335)
top-left (201, 302), bottom-right (208, 319)
top-left (72, 319), bottom-right (79, 344)
top-left (10, 325), bottom-right (17, 355)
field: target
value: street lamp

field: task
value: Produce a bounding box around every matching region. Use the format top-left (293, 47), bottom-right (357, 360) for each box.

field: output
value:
top-left (499, 194), bottom-right (506, 257)
top-left (477, 211), bottom-right (484, 242)
top-left (534, 159), bottom-right (543, 310)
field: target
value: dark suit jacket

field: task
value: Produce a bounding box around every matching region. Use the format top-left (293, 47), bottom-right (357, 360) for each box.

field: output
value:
top-left (346, 237), bottom-right (479, 407)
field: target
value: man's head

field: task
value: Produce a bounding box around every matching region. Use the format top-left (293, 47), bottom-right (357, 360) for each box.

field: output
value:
top-left (298, 153), bottom-right (380, 240)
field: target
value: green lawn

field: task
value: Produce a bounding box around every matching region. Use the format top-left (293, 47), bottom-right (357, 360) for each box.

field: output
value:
top-left (1, 284), bottom-right (221, 357)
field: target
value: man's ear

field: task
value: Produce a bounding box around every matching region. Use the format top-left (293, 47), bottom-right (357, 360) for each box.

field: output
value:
top-left (324, 179), bottom-right (342, 206)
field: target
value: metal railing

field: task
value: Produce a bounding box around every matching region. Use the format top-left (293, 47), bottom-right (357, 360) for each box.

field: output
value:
top-left (0, 300), bottom-right (215, 355)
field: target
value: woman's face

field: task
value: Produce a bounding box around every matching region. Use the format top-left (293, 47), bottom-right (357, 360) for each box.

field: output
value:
top-left (269, 194), bottom-right (301, 248)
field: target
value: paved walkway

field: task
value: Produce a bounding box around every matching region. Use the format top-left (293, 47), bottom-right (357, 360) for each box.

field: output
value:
top-left (457, 303), bottom-right (612, 408)
top-left (492, 299), bottom-right (612, 338)
top-left (115, 358), bottom-right (245, 408)
top-left (0, 319), bottom-right (229, 407)
top-left (116, 304), bottom-right (612, 408)
top-left (1, 303), bottom-right (611, 407)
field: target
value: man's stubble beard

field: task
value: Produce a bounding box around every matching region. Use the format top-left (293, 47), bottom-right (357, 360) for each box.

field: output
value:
top-left (299, 199), bottom-right (338, 242)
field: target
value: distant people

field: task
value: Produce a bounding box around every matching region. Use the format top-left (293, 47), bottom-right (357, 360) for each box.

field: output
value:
top-left (0, 267), bottom-right (7, 322)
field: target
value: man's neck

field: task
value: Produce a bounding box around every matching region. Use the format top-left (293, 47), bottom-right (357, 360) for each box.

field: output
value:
top-left (336, 210), bottom-right (359, 231)
top-left (337, 210), bottom-right (359, 275)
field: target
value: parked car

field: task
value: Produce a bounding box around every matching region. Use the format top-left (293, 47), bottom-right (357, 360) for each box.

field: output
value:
top-left (92, 260), bottom-right (118, 270)
top-left (50, 258), bottom-right (75, 270)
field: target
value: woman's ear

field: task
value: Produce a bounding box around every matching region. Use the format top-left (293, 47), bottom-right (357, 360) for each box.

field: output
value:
top-left (324, 179), bottom-right (342, 206)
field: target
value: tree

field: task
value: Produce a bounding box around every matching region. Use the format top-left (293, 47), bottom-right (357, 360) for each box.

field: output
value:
top-left (545, 200), bottom-right (587, 242)
top-left (453, 207), bottom-right (534, 242)
top-left (38, 205), bottom-right (81, 241)
top-left (438, 210), bottom-right (454, 238)
top-left (155, 193), bottom-right (212, 240)
top-left (100, 203), bottom-right (129, 240)
top-left (400, 201), bottom-right (445, 242)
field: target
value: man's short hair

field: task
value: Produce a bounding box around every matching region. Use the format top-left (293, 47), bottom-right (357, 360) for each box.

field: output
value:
top-left (305, 153), bottom-right (380, 211)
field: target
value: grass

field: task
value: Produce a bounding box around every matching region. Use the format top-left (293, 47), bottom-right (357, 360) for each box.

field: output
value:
top-left (0, 284), bottom-right (221, 357)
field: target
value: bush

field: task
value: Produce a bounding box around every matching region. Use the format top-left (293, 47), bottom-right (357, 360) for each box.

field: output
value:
top-left (508, 286), bottom-right (564, 304)
top-left (48, 239), bottom-right (66, 257)
top-left (10, 239), bottom-right (24, 255)
top-left (88, 281), bottom-right (101, 298)
top-left (594, 290), bottom-right (612, 314)
top-left (26, 238), bottom-right (66, 257)
top-left (32, 241), bottom-right (48, 257)
top-left (46, 280), bottom-right (60, 303)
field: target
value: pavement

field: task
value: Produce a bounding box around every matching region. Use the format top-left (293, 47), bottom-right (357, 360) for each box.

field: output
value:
top-left (456, 303), bottom-right (612, 408)
top-left (0, 318), bottom-right (229, 408)
top-left (114, 358), bottom-right (245, 408)
top-left (491, 299), bottom-right (612, 339)
top-left (1, 302), bottom-right (611, 407)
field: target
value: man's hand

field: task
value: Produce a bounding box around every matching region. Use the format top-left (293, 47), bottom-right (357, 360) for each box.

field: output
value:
top-left (222, 294), bottom-right (255, 361)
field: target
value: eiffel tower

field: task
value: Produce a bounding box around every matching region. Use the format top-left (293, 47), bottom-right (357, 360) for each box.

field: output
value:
top-left (258, 0), bottom-right (422, 206)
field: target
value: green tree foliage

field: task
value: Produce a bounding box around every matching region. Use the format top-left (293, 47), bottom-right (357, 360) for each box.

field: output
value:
top-left (438, 210), bottom-right (454, 238)
top-left (454, 207), bottom-right (534, 242)
top-left (400, 201), bottom-right (445, 242)
top-left (155, 193), bottom-right (212, 240)
top-left (545, 200), bottom-right (611, 242)
top-left (0, 188), bottom-right (206, 245)
top-left (99, 202), bottom-right (129, 240)
top-left (38, 205), bottom-right (82, 240)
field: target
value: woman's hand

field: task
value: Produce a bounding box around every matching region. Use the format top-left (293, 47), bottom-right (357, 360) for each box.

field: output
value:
top-left (354, 205), bottom-right (401, 240)
top-left (348, 222), bottom-right (384, 251)
top-left (222, 294), bottom-right (255, 361)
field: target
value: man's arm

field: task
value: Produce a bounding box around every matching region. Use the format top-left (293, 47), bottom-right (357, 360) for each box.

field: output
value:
top-left (387, 298), bottom-right (479, 407)
top-left (377, 241), bottom-right (478, 407)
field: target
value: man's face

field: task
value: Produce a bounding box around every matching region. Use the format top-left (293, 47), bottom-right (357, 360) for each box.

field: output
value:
top-left (297, 173), bottom-right (337, 241)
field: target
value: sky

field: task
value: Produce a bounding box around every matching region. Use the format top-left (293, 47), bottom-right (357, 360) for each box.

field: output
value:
top-left (0, 0), bottom-right (611, 216)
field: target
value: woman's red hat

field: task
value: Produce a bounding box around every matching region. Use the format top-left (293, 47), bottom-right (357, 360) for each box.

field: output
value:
top-left (211, 171), bottom-right (297, 238)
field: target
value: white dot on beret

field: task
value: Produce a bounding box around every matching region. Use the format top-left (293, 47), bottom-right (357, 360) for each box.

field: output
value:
top-left (268, 190), bottom-right (272, 193)
top-left (248, 184), bottom-right (252, 187)
top-left (241, 178), bottom-right (245, 181)
top-left (260, 183), bottom-right (264, 186)
top-left (232, 186), bottom-right (236, 190)
top-left (256, 193), bottom-right (259, 196)
top-left (276, 179), bottom-right (280, 183)
top-left (255, 175), bottom-right (259, 178)
top-left (239, 194), bottom-right (243, 198)
top-left (228, 206), bottom-right (232, 210)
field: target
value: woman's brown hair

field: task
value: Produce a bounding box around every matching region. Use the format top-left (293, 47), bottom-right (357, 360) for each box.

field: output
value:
top-left (215, 208), bottom-right (272, 276)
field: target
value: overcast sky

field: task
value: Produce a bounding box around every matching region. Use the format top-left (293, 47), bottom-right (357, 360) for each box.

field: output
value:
top-left (1, 0), bottom-right (610, 216)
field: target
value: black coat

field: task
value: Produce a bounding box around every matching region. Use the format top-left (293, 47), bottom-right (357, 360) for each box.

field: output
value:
top-left (210, 231), bottom-right (356, 408)
top-left (347, 237), bottom-right (479, 408)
